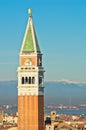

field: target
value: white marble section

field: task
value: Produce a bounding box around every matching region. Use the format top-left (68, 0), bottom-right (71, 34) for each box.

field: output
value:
top-left (18, 87), bottom-right (44, 96)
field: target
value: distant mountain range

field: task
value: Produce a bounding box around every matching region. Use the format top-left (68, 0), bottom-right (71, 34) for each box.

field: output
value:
top-left (45, 81), bottom-right (86, 105)
top-left (46, 79), bottom-right (86, 85)
top-left (0, 80), bottom-right (86, 105)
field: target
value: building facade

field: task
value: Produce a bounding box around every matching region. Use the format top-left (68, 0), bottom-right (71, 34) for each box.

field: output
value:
top-left (17, 9), bottom-right (45, 130)
top-left (0, 109), bottom-right (3, 126)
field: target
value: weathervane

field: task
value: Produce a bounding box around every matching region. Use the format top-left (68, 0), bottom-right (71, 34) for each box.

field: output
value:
top-left (28, 8), bottom-right (32, 16)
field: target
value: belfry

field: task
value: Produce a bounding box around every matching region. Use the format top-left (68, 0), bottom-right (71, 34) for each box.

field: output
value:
top-left (17, 9), bottom-right (45, 130)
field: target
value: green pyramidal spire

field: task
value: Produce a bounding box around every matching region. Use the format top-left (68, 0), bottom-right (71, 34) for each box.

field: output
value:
top-left (20, 8), bottom-right (41, 54)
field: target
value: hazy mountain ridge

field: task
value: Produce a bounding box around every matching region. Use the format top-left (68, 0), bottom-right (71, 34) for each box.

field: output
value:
top-left (0, 80), bottom-right (86, 105)
top-left (45, 81), bottom-right (86, 105)
top-left (46, 79), bottom-right (86, 85)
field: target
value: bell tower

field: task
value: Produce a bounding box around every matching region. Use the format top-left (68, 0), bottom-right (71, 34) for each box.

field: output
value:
top-left (17, 8), bottom-right (45, 130)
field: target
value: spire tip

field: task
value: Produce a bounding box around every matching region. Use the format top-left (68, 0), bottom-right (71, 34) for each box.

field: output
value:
top-left (28, 8), bottom-right (32, 16)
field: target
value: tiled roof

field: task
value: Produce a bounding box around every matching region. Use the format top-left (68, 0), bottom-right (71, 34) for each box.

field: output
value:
top-left (23, 24), bottom-right (34, 52)
top-left (21, 14), bottom-right (41, 54)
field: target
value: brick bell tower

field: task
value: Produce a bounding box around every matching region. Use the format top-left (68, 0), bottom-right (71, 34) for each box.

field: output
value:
top-left (17, 9), bottom-right (45, 130)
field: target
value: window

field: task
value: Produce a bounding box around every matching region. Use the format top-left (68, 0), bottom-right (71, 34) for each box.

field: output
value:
top-left (22, 77), bottom-right (24, 84)
top-left (38, 57), bottom-right (42, 66)
top-left (39, 77), bottom-right (42, 85)
top-left (25, 77), bottom-right (28, 83)
top-left (29, 77), bottom-right (31, 84)
top-left (32, 77), bottom-right (35, 84)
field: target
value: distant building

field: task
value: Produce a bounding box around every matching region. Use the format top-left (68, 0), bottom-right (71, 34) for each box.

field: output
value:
top-left (0, 109), bottom-right (3, 126)
top-left (45, 110), bottom-right (78, 130)
top-left (3, 114), bottom-right (18, 125)
top-left (51, 110), bottom-right (57, 122)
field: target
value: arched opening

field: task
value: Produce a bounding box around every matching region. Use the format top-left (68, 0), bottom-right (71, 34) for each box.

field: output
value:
top-left (21, 77), bottom-right (24, 84)
top-left (29, 77), bottom-right (31, 84)
top-left (38, 57), bottom-right (42, 66)
top-left (25, 77), bottom-right (28, 84)
top-left (32, 77), bottom-right (35, 84)
top-left (39, 77), bottom-right (42, 85)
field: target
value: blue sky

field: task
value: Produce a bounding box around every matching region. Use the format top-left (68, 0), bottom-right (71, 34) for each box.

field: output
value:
top-left (0, 0), bottom-right (86, 82)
